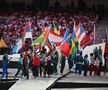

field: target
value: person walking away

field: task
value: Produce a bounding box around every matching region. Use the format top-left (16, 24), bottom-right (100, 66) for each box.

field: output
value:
top-left (98, 46), bottom-right (103, 76)
top-left (52, 51), bottom-right (59, 75)
top-left (89, 53), bottom-right (95, 76)
top-left (0, 53), bottom-right (9, 80)
top-left (60, 53), bottom-right (66, 75)
top-left (14, 54), bottom-right (23, 79)
top-left (26, 54), bottom-right (31, 79)
top-left (68, 54), bottom-right (73, 71)
top-left (75, 51), bottom-right (84, 75)
top-left (94, 57), bottom-right (100, 76)
top-left (93, 47), bottom-right (98, 60)
top-left (23, 52), bottom-right (28, 77)
top-left (47, 52), bottom-right (52, 78)
top-left (83, 54), bottom-right (89, 76)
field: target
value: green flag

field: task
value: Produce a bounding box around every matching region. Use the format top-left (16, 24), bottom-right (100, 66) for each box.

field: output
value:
top-left (70, 40), bottom-right (78, 55)
top-left (32, 32), bottom-right (46, 46)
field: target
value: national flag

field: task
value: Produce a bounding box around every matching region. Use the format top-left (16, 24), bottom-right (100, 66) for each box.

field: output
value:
top-left (0, 39), bottom-right (8, 48)
top-left (70, 40), bottom-right (77, 55)
top-left (25, 21), bottom-right (32, 39)
top-left (45, 39), bottom-right (52, 49)
top-left (62, 29), bottom-right (70, 42)
top-left (32, 31), bottom-right (52, 49)
top-left (105, 43), bottom-right (108, 53)
top-left (12, 39), bottom-right (22, 53)
top-left (60, 34), bottom-right (71, 57)
top-left (106, 32), bottom-right (108, 42)
top-left (32, 32), bottom-right (46, 46)
top-left (12, 20), bottom-right (32, 53)
top-left (80, 31), bottom-right (94, 49)
top-left (47, 30), bottom-right (63, 45)
top-left (75, 23), bottom-right (86, 43)
top-left (72, 30), bottom-right (79, 50)
top-left (53, 24), bottom-right (59, 35)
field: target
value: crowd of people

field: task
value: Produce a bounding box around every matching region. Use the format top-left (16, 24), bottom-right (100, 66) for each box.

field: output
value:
top-left (0, 10), bottom-right (108, 81)
top-left (1, 44), bottom-right (108, 80)
top-left (0, 11), bottom-right (98, 53)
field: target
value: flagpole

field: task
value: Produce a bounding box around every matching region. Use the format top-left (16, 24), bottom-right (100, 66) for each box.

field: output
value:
top-left (94, 23), bottom-right (96, 44)
top-left (106, 26), bottom-right (108, 42)
top-left (73, 19), bottom-right (76, 30)
top-left (29, 19), bottom-right (35, 56)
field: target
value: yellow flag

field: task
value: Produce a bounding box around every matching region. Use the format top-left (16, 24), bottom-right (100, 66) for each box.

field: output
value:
top-left (0, 39), bottom-right (8, 48)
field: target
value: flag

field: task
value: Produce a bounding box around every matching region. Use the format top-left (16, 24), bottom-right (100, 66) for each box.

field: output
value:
top-left (12, 20), bottom-right (32, 53)
top-left (75, 23), bottom-right (86, 43)
top-left (60, 34), bottom-right (71, 57)
top-left (62, 29), bottom-right (70, 42)
top-left (32, 32), bottom-right (46, 46)
top-left (72, 30), bottom-right (79, 50)
top-left (0, 39), bottom-right (8, 48)
top-left (12, 39), bottom-right (22, 53)
top-left (25, 21), bottom-right (32, 39)
top-left (47, 30), bottom-right (63, 45)
top-left (80, 31), bottom-right (94, 49)
top-left (106, 32), bottom-right (108, 42)
top-left (70, 40), bottom-right (77, 55)
top-left (32, 32), bottom-right (52, 49)
top-left (45, 39), bottom-right (52, 49)
top-left (53, 24), bottom-right (59, 35)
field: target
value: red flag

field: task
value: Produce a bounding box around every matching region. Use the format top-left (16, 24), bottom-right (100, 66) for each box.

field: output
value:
top-left (105, 43), bottom-right (108, 53)
top-left (60, 34), bottom-right (71, 57)
top-left (60, 42), bottom-right (71, 57)
top-left (80, 31), bottom-right (94, 48)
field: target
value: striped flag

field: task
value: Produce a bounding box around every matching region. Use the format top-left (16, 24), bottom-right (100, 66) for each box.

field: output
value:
top-left (74, 23), bottom-right (86, 43)
top-left (12, 39), bottom-right (22, 53)
top-left (80, 31), bottom-right (94, 49)
top-left (46, 30), bottom-right (63, 45)
top-left (60, 30), bottom-right (71, 57)
top-left (12, 20), bottom-right (32, 53)
top-left (24, 20), bottom-right (32, 39)
top-left (32, 32), bottom-right (46, 46)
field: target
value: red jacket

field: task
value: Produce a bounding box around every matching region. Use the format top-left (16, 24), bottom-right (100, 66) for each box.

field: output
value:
top-left (33, 56), bottom-right (40, 66)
